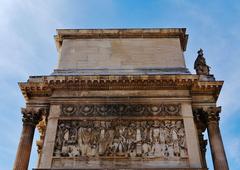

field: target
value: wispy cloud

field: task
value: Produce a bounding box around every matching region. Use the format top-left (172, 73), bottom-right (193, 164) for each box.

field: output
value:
top-left (0, 0), bottom-right (64, 169)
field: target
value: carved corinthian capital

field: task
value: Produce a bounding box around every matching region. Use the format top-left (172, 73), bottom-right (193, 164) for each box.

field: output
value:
top-left (21, 107), bottom-right (44, 126)
top-left (205, 106), bottom-right (221, 123)
top-left (193, 108), bottom-right (206, 131)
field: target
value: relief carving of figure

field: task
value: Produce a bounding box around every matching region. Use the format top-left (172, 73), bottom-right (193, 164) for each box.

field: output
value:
top-left (54, 123), bottom-right (70, 156)
top-left (55, 124), bottom-right (65, 149)
top-left (171, 121), bottom-right (180, 157)
top-left (167, 142), bottom-right (174, 158)
top-left (152, 121), bottom-right (160, 143)
top-left (115, 127), bottom-right (126, 156)
top-left (68, 122), bottom-right (78, 144)
top-left (125, 127), bottom-right (136, 156)
top-left (159, 125), bottom-right (165, 144)
top-left (98, 128), bottom-right (106, 155)
top-left (68, 145), bottom-right (80, 157)
top-left (142, 141), bottom-right (151, 156)
top-left (135, 123), bottom-right (142, 156)
top-left (178, 123), bottom-right (188, 158)
top-left (78, 127), bottom-right (93, 156)
top-left (98, 125), bottom-right (114, 156)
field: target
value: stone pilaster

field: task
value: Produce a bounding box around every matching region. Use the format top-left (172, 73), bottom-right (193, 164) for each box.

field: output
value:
top-left (13, 107), bottom-right (44, 170)
top-left (193, 108), bottom-right (208, 168)
top-left (206, 106), bottom-right (229, 170)
top-left (39, 105), bottom-right (60, 169)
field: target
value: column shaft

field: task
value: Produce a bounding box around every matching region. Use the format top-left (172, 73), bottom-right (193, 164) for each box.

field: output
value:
top-left (198, 132), bottom-right (207, 168)
top-left (13, 107), bottom-right (43, 170)
top-left (13, 124), bottom-right (35, 170)
top-left (207, 121), bottom-right (229, 170)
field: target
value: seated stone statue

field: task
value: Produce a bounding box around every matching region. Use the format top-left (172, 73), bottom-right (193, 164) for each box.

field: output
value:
top-left (194, 49), bottom-right (210, 75)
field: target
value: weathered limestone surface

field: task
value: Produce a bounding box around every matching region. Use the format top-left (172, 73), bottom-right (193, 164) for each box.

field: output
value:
top-left (52, 28), bottom-right (189, 75)
top-left (39, 105), bottom-right (60, 169)
top-left (58, 38), bottom-right (185, 70)
top-left (181, 103), bottom-right (201, 168)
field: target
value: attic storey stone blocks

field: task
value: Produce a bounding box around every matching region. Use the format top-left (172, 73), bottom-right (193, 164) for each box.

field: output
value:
top-left (14, 28), bottom-right (228, 170)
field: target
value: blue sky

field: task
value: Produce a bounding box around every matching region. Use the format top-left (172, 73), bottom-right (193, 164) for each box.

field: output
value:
top-left (0, 0), bottom-right (240, 169)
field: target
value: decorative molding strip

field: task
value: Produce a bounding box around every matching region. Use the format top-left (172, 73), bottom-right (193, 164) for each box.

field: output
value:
top-left (52, 68), bottom-right (191, 76)
top-left (61, 104), bottom-right (181, 117)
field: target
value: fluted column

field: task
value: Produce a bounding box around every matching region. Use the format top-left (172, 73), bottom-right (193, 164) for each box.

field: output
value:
top-left (13, 108), bottom-right (43, 170)
top-left (206, 107), bottom-right (229, 170)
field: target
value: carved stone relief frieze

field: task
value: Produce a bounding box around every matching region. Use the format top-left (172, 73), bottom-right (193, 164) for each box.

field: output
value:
top-left (61, 104), bottom-right (181, 117)
top-left (53, 120), bottom-right (188, 160)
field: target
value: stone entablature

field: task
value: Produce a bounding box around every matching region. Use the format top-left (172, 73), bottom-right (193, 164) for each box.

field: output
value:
top-left (18, 74), bottom-right (223, 101)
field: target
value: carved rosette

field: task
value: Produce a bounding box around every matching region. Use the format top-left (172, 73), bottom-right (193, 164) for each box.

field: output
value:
top-left (61, 104), bottom-right (181, 117)
top-left (21, 108), bottom-right (44, 126)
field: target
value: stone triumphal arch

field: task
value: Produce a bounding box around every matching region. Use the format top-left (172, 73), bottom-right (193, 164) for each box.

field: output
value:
top-left (14, 28), bottom-right (228, 170)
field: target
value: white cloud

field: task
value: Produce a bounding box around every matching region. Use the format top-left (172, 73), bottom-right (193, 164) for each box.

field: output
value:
top-left (0, 1), bottom-right (65, 169)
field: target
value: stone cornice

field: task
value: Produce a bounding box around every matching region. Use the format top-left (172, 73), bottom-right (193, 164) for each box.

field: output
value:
top-left (54, 28), bottom-right (188, 51)
top-left (18, 75), bottom-right (223, 101)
